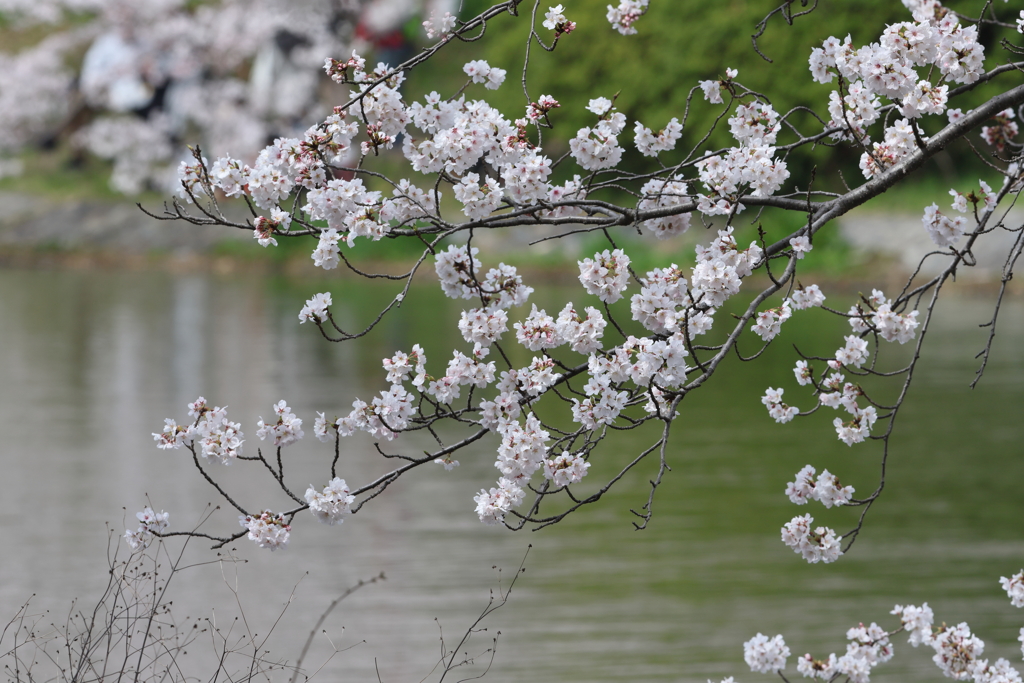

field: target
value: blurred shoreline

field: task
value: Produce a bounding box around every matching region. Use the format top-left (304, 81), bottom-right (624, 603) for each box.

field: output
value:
top-left (1, 189), bottom-right (1021, 294)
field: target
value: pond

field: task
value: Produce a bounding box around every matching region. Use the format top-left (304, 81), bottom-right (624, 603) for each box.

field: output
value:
top-left (0, 265), bottom-right (1021, 682)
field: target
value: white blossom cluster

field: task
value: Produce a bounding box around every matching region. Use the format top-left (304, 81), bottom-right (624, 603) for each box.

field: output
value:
top-left (699, 67), bottom-right (738, 105)
top-left (569, 99), bottom-right (628, 171)
top-left (808, 11), bottom-right (988, 178)
top-left (134, 0), bottom-right (1024, 581)
top-left (782, 597), bottom-right (1024, 683)
top-left (845, 290), bottom-right (918, 344)
top-left (422, 11), bottom-right (456, 40)
top-left (637, 177), bottom-right (691, 238)
top-left (892, 599), bottom-right (1012, 681)
top-left (931, 622), bottom-right (986, 680)
top-left (790, 283), bottom-right (825, 310)
top-left (252, 208), bottom-right (290, 248)
top-left (460, 307), bottom-right (509, 346)
top-left (0, 32), bottom-right (76, 160)
top-left (331, 383), bottom-right (417, 441)
top-left (695, 102), bottom-right (789, 215)
top-left (785, 465), bottom-right (855, 508)
top-left (554, 304), bottom-right (608, 354)
top-left (972, 658), bottom-right (1023, 683)
top-left (462, 59), bottom-right (507, 90)
top-left (376, 234), bottom-right (762, 524)
top-left (821, 379), bottom-right (878, 447)
top-left (65, 0), bottom-right (349, 193)
top-left (762, 387), bottom-right (798, 424)
top-left (239, 511), bottom-right (291, 551)
top-left (797, 622), bottom-right (893, 682)
top-left (472, 413), bottom-right (556, 524)
top-left (606, 0), bottom-right (649, 35)
top-left (743, 633), bottom-right (790, 673)
top-left (455, 172), bottom-right (505, 219)
top-left (298, 292), bottom-right (332, 324)
top-left (751, 300), bottom-right (792, 341)
top-left (124, 508), bottom-right (170, 551)
top-left (981, 108), bottom-right (1018, 153)
top-left (826, 391), bottom-right (878, 447)
top-left (843, 623), bottom-right (894, 679)
top-left (500, 149), bottom-right (554, 205)
top-left (781, 514), bottom-right (843, 564)
top-left (634, 118), bottom-right (682, 157)
top-left (857, 118), bottom-right (919, 179)
top-left (630, 265), bottom-right (710, 337)
top-left (305, 478), bottom-right (355, 526)
top-left (514, 305), bottom-right (562, 351)
top-left (1001, 570), bottom-right (1024, 608)
top-left (153, 401), bottom-right (367, 549)
top-left (922, 180), bottom-right (999, 248)
top-left (526, 94), bottom-right (561, 124)
top-left (892, 602), bottom-right (936, 647)
top-left (436, 245), bottom-right (484, 299)
top-left (578, 249), bottom-right (632, 303)
top-left (766, 287), bottom-right (923, 446)
top-left (543, 452), bottom-right (591, 487)
top-left (153, 397), bottom-right (245, 465)
top-left (542, 5), bottom-right (576, 35)
top-left (256, 400), bottom-right (304, 447)
top-left (691, 228), bottom-right (763, 306)
top-left (923, 202), bottom-right (968, 248)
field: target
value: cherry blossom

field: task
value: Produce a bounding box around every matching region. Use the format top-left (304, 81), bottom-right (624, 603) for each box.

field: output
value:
top-left (569, 106), bottom-right (626, 171)
top-left (555, 304), bottom-right (607, 354)
top-left (794, 360), bottom-right (813, 386)
top-left (124, 508), bottom-right (170, 551)
top-left (762, 387), bottom-right (799, 424)
top-left (542, 5), bottom-right (575, 36)
top-left (305, 478), bottom-right (355, 525)
top-left (972, 658), bottom-right (1023, 683)
top-left (578, 249), bottom-right (631, 303)
top-left (168, 399), bottom-right (245, 466)
top-left (462, 60), bottom-right (507, 90)
top-left (637, 177), bottom-right (691, 238)
top-left (423, 11), bottom-right (456, 40)
top-left (751, 300), bottom-right (792, 341)
top-left (892, 602), bottom-right (935, 647)
top-left (606, 0), bottom-right (649, 35)
top-left (542, 452), bottom-right (591, 487)
top-left (790, 283), bottom-right (825, 310)
top-left (834, 405), bottom-right (878, 446)
top-left (459, 308), bottom-right (509, 347)
top-left (699, 70), bottom-right (736, 104)
top-left (634, 118), bottom-right (682, 157)
top-left (931, 622), bottom-right (985, 680)
top-left (256, 400), bottom-right (304, 447)
top-left (743, 633), bottom-right (790, 673)
top-left (922, 203), bottom-right (967, 248)
top-left (299, 292), bottom-right (332, 324)
top-left (122, 6), bottom-right (1024, 674)
top-left (1000, 570), bottom-right (1024, 608)
top-left (239, 511), bottom-right (291, 551)
top-left (835, 335), bottom-right (870, 368)
top-left (789, 236), bottom-right (813, 259)
top-left (781, 514), bottom-right (843, 563)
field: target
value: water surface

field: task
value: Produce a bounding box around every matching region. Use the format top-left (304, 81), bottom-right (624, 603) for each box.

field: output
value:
top-left (0, 266), bottom-right (1021, 682)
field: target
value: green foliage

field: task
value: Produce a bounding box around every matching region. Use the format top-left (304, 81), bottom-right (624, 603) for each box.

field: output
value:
top-left (406, 0), bottom-right (1020, 188)
top-left (421, 1), bottom-right (906, 144)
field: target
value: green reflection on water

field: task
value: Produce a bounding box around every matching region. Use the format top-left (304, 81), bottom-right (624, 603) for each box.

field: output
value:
top-left (3, 266), bottom-right (1021, 682)
top-left (270, 268), bottom-right (1024, 680)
